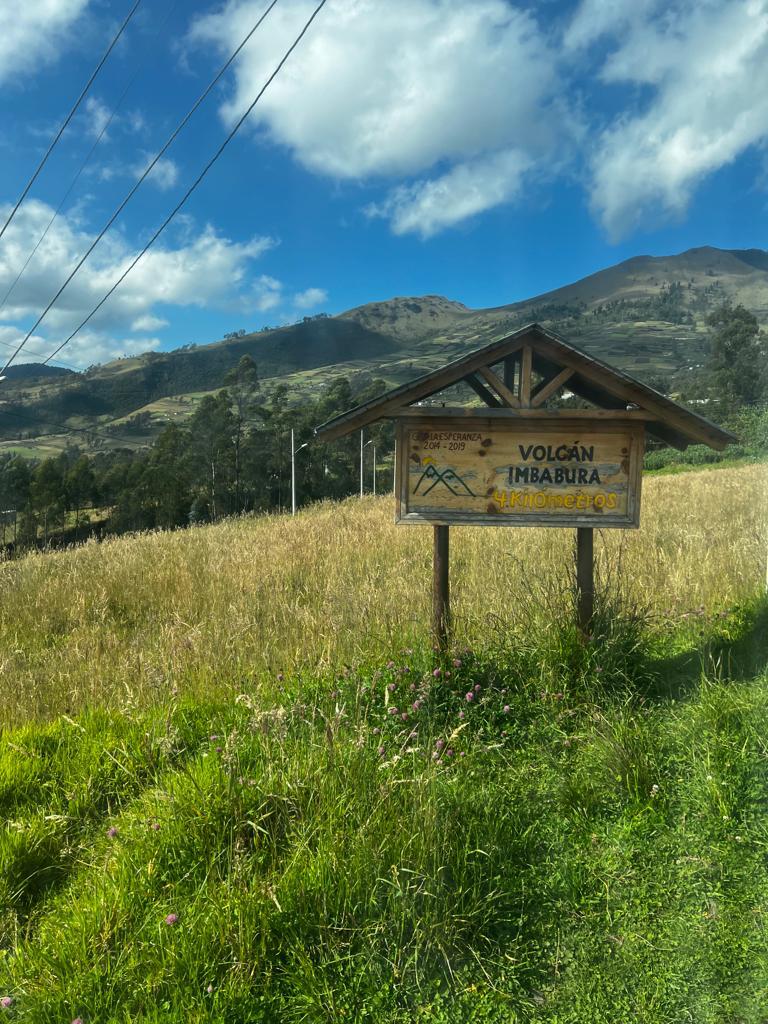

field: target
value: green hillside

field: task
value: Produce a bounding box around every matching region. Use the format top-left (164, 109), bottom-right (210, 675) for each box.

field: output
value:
top-left (1, 246), bottom-right (767, 456)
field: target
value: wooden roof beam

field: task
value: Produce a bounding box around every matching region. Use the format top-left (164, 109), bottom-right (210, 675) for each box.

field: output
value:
top-left (530, 367), bottom-right (574, 408)
top-left (476, 366), bottom-right (521, 407)
top-left (465, 373), bottom-right (503, 407)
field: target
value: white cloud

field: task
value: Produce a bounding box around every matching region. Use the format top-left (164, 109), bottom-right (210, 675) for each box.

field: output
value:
top-left (0, 200), bottom-right (280, 367)
top-left (572, 0), bottom-right (768, 238)
top-left (190, 0), bottom-right (567, 235)
top-left (132, 154), bottom-right (180, 191)
top-left (368, 149), bottom-right (532, 238)
top-left (83, 96), bottom-right (111, 139)
top-left (0, 0), bottom-right (90, 84)
top-left (292, 286), bottom-right (327, 310)
top-left (131, 314), bottom-right (169, 332)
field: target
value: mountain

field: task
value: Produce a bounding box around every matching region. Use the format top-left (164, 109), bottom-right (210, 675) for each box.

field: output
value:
top-left (1, 246), bottom-right (767, 456)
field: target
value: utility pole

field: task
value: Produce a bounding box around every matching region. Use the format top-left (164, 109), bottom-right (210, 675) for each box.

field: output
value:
top-left (291, 428), bottom-right (296, 516)
top-left (361, 435), bottom-right (373, 497)
top-left (291, 429), bottom-right (309, 516)
top-left (373, 446), bottom-right (376, 496)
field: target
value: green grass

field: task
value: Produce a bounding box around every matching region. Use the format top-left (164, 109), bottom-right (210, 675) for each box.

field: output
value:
top-left (1, 596), bottom-right (767, 1022)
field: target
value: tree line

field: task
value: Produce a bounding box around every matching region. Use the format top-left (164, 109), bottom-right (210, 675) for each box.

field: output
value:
top-left (1, 303), bottom-right (765, 550)
top-left (0, 358), bottom-right (393, 548)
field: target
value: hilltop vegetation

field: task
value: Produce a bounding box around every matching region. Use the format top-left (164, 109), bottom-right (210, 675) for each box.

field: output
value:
top-left (1, 299), bottom-right (765, 548)
top-left (2, 245), bottom-right (768, 457)
top-left (0, 466), bottom-right (766, 1021)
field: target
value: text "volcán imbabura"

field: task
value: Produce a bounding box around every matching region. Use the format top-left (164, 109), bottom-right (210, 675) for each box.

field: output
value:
top-left (509, 443), bottom-right (601, 486)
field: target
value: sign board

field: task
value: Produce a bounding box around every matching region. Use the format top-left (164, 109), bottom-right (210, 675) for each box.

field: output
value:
top-left (396, 416), bottom-right (643, 528)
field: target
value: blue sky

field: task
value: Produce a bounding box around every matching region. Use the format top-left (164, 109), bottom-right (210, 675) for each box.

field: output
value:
top-left (0, 0), bottom-right (766, 370)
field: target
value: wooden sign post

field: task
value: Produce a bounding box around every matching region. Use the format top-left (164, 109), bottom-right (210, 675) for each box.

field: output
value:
top-left (395, 416), bottom-right (643, 642)
top-left (314, 323), bottom-right (737, 648)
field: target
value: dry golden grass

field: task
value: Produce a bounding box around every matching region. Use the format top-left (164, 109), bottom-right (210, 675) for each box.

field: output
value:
top-left (1, 463), bottom-right (765, 724)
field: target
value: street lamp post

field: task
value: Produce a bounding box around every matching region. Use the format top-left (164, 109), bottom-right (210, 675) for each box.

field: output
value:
top-left (291, 428), bottom-right (309, 516)
top-left (361, 435), bottom-right (374, 497)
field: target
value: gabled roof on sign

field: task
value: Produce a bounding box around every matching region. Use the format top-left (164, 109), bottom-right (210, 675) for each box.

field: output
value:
top-left (313, 322), bottom-right (738, 451)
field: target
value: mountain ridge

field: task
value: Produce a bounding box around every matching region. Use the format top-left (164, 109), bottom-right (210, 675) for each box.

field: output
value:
top-left (1, 245), bottom-right (766, 457)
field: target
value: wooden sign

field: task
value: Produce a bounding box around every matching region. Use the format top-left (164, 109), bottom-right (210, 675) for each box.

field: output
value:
top-left (396, 416), bottom-right (643, 528)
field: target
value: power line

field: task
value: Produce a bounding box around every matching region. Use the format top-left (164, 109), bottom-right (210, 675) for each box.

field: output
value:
top-left (0, 407), bottom-right (143, 448)
top-left (0, 0), bottom-right (280, 376)
top-left (0, 333), bottom-right (80, 373)
top-left (41, 0), bottom-right (329, 369)
top-left (0, 0), bottom-right (180, 320)
top-left (0, 0), bottom-right (143, 245)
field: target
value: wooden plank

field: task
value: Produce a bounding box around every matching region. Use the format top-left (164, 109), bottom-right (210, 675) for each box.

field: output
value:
top-left (395, 416), bottom-right (644, 529)
top-left (530, 334), bottom-right (736, 450)
top-left (465, 374), bottom-right (503, 408)
top-left (503, 355), bottom-right (517, 392)
top-left (531, 367), bottom-right (574, 408)
top-left (387, 406), bottom-right (657, 421)
top-left (433, 525), bottom-right (450, 649)
top-left (314, 338), bottom-right (526, 442)
top-left (315, 322), bottom-right (738, 450)
top-left (519, 346), bottom-right (533, 406)
top-left (477, 366), bottom-right (521, 407)
top-left (576, 528), bottom-right (594, 633)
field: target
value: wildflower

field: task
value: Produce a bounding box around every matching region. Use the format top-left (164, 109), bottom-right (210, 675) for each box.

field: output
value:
top-left (1, 997), bottom-right (13, 1009)
top-left (209, 735), bottom-right (219, 742)
top-left (207, 984), bottom-right (214, 994)
top-left (465, 692), bottom-right (474, 702)
top-left (412, 700), bottom-right (421, 711)
top-left (151, 822), bottom-right (161, 831)
top-left (372, 727), bottom-right (381, 735)
top-left (388, 706), bottom-right (399, 716)
top-left (453, 659), bottom-right (462, 668)
top-left (164, 913), bottom-right (179, 926)
top-left (445, 749), bottom-right (454, 758)
top-left (433, 668), bottom-right (442, 678)
top-left (71, 1018), bottom-right (83, 1024)
top-left (503, 705), bottom-right (511, 714)
top-left (459, 751), bottom-right (466, 758)
top-left (401, 712), bottom-right (409, 721)
top-left (650, 784), bottom-right (660, 798)
top-left (409, 682), bottom-right (417, 691)
top-left (106, 826), bottom-right (118, 839)
top-left (474, 684), bottom-right (481, 693)
top-left (435, 738), bottom-right (445, 750)
top-left (330, 690), bottom-right (338, 699)
top-left (458, 710), bottom-right (465, 719)
top-left (387, 682), bottom-right (397, 693)
top-left (378, 746), bottom-right (386, 757)
top-left (431, 751), bottom-right (440, 761)
top-left (387, 660), bottom-right (395, 669)
top-left (277, 672), bottom-right (284, 681)
top-left (404, 648), bottom-right (413, 655)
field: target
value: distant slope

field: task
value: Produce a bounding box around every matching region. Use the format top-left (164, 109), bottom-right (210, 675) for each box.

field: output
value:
top-left (1, 246), bottom-right (767, 454)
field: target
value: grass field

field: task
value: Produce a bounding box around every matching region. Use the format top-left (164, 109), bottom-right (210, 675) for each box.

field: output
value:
top-left (0, 464), bottom-right (767, 1021)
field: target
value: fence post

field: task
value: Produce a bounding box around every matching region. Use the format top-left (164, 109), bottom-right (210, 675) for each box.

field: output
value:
top-left (433, 524), bottom-right (450, 649)
top-left (576, 527), bottom-right (594, 634)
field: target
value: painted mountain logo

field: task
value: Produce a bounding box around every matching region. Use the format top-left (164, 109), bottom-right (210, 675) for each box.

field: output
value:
top-left (414, 463), bottom-right (476, 497)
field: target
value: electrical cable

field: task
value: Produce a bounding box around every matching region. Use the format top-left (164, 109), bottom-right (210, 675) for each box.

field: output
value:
top-left (0, 0), bottom-right (180, 319)
top-left (0, 0), bottom-right (280, 376)
top-left (40, 0), bottom-right (329, 369)
top-left (0, 333), bottom-right (80, 373)
top-left (0, 0), bottom-right (143, 244)
top-left (0, 407), bottom-right (148, 448)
